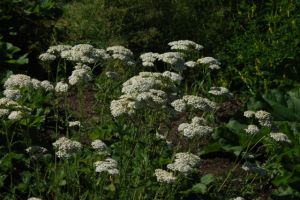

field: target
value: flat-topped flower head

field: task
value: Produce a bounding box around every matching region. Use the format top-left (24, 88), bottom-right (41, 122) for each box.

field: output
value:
top-left (8, 110), bottom-right (23, 120)
top-left (255, 110), bottom-right (272, 128)
top-left (53, 137), bottom-right (82, 159)
top-left (94, 158), bottom-right (119, 175)
top-left (244, 124), bottom-right (260, 135)
top-left (171, 95), bottom-right (217, 113)
top-left (110, 96), bottom-right (139, 117)
top-left (40, 80), bottom-right (54, 91)
top-left (209, 87), bottom-right (233, 98)
top-left (167, 152), bottom-right (201, 174)
top-left (244, 110), bottom-right (255, 118)
top-left (158, 52), bottom-right (185, 71)
top-left (184, 61), bottom-right (197, 68)
top-left (154, 169), bottom-right (176, 183)
top-left (68, 64), bottom-right (92, 86)
top-left (39, 52), bottom-right (56, 62)
top-left (91, 139), bottom-right (107, 152)
top-left (168, 40), bottom-right (203, 51)
top-left (197, 57), bottom-right (221, 70)
top-left (47, 44), bottom-right (72, 55)
top-left (178, 116), bottom-right (212, 138)
top-left (55, 81), bottom-right (68, 93)
top-left (270, 132), bottom-right (291, 143)
top-left (4, 74), bottom-right (32, 89)
top-left (68, 121), bottom-right (81, 127)
top-left (140, 52), bottom-right (160, 67)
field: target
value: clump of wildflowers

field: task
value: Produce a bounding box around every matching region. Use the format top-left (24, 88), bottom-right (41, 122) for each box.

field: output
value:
top-left (154, 169), bottom-right (176, 183)
top-left (52, 137), bottom-right (82, 159)
top-left (244, 110), bottom-right (256, 118)
top-left (94, 158), bottom-right (119, 175)
top-left (106, 45), bottom-right (134, 65)
top-left (38, 52), bottom-right (56, 62)
top-left (184, 61), bottom-right (197, 68)
top-left (158, 52), bottom-right (185, 71)
top-left (255, 110), bottom-right (272, 128)
top-left (8, 110), bottom-right (24, 120)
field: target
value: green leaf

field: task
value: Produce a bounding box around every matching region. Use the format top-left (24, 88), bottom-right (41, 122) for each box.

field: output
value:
top-left (200, 174), bottom-right (215, 185)
top-left (191, 183), bottom-right (207, 194)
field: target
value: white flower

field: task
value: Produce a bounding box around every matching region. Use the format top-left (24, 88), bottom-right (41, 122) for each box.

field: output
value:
top-left (68, 64), bottom-right (92, 85)
top-left (244, 110), bottom-right (255, 118)
top-left (0, 109), bottom-right (9, 118)
top-left (168, 40), bottom-right (203, 51)
top-left (91, 139), bottom-right (107, 152)
top-left (231, 197), bottom-right (245, 200)
top-left (94, 158), bottom-right (119, 175)
top-left (53, 137), bottom-right (82, 159)
top-left (172, 95), bottom-right (217, 113)
top-left (4, 74), bottom-right (32, 89)
top-left (154, 169), bottom-right (176, 183)
top-left (162, 71), bottom-right (183, 84)
top-left (244, 124), bottom-right (260, 135)
top-left (107, 45), bottom-right (134, 65)
top-left (208, 64), bottom-right (221, 70)
top-left (3, 89), bottom-right (21, 100)
top-left (184, 61), bottom-right (197, 68)
top-left (197, 57), bottom-right (221, 65)
top-left (68, 121), bottom-right (81, 127)
top-left (140, 52), bottom-right (160, 67)
top-left (209, 87), bottom-right (233, 97)
top-left (178, 117), bottom-right (212, 138)
top-left (28, 198), bottom-right (42, 200)
top-left (270, 132), bottom-right (291, 143)
top-left (39, 53), bottom-right (56, 62)
top-left (40, 80), bottom-right (54, 91)
top-left (110, 96), bottom-right (139, 117)
top-left (158, 52), bottom-right (185, 71)
top-left (255, 110), bottom-right (272, 128)
top-left (31, 78), bottom-right (41, 89)
top-left (55, 81), bottom-right (68, 93)
top-left (8, 111), bottom-right (23, 120)
top-left (136, 89), bottom-right (168, 105)
top-left (167, 152), bottom-right (201, 174)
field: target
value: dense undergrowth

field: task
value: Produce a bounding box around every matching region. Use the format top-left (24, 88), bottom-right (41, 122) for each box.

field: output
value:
top-left (0, 0), bottom-right (300, 200)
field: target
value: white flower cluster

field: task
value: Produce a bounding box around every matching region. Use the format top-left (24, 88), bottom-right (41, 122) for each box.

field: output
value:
top-left (107, 45), bottom-right (134, 65)
top-left (209, 87), bottom-right (233, 98)
top-left (171, 95), bottom-right (217, 113)
top-left (94, 158), bottom-right (119, 175)
top-left (270, 132), bottom-right (291, 143)
top-left (244, 124), bottom-right (260, 135)
top-left (255, 110), bottom-right (272, 128)
top-left (243, 110), bottom-right (272, 128)
top-left (68, 63), bottom-right (92, 85)
top-left (167, 152), bottom-right (201, 174)
top-left (91, 139), bottom-right (107, 154)
top-left (178, 117), bottom-right (213, 138)
top-left (0, 97), bottom-right (31, 120)
top-left (52, 137), bottom-right (82, 159)
top-left (154, 169), bottom-right (176, 183)
top-left (197, 57), bottom-right (221, 70)
top-left (3, 74), bottom-right (54, 100)
top-left (26, 146), bottom-right (47, 159)
top-left (68, 121), bottom-right (81, 127)
top-left (40, 44), bottom-right (110, 64)
top-left (28, 197), bottom-right (42, 200)
top-left (158, 52), bottom-right (185, 71)
top-left (111, 71), bottom-right (182, 117)
top-left (55, 81), bottom-right (69, 93)
top-left (168, 40), bottom-right (203, 51)
top-left (184, 61), bottom-right (197, 68)
top-left (140, 52), bottom-right (160, 67)
top-left (231, 197), bottom-right (245, 200)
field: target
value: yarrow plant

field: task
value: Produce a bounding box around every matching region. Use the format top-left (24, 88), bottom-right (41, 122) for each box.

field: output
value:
top-left (178, 116), bottom-right (213, 138)
top-left (52, 137), bottom-right (82, 159)
top-left (167, 152), bottom-right (201, 174)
